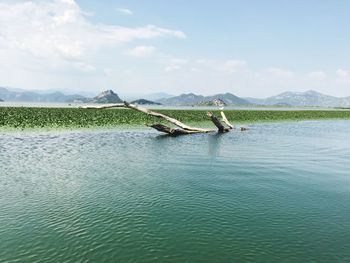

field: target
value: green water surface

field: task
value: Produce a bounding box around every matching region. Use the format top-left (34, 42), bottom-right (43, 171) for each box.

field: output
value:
top-left (1, 121), bottom-right (350, 262)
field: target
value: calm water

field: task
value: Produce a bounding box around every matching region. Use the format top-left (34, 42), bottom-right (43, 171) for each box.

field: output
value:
top-left (1, 121), bottom-right (350, 262)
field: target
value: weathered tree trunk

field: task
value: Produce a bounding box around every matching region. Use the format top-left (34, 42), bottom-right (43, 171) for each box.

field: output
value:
top-left (124, 102), bottom-right (212, 133)
top-left (221, 112), bottom-right (234, 129)
top-left (148, 124), bottom-right (201, 136)
top-left (207, 112), bottom-right (230, 133)
top-left (82, 101), bottom-right (237, 135)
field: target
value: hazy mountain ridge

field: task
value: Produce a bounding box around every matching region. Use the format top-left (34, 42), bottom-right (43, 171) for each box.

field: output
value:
top-left (0, 87), bottom-right (87, 103)
top-left (0, 87), bottom-right (168, 104)
top-left (131, 99), bottom-right (161, 105)
top-left (143, 92), bottom-right (174, 101)
top-left (1, 86), bottom-right (350, 107)
top-left (245, 90), bottom-right (350, 107)
top-left (157, 93), bottom-right (205, 105)
top-left (157, 92), bottom-right (250, 106)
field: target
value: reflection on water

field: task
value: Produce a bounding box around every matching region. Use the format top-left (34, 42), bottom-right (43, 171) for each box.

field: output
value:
top-left (1, 121), bottom-right (350, 262)
top-left (207, 133), bottom-right (225, 157)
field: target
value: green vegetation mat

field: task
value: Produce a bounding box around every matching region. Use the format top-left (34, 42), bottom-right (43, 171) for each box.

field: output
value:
top-left (1, 107), bottom-right (350, 130)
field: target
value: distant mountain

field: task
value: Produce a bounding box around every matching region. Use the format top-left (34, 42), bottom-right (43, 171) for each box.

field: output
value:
top-left (0, 98), bottom-right (3, 102)
top-left (0, 87), bottom-right (87, 103)
top-left (42, 92), bottom-right (87, 103)
top-left (245, 90), bottom-right (350, 107)
top-left (143, 92), bottom-right (174, 101)
top-left (196, 98), bottom-right (227, 107)
top-left (0, 87), bottom-right (125, 104)
top-left (131, 99), bottom-right (161, 105)
top-left (208, 93), bottom-right (250, 105)
top-left (2, 86), bottom-right (350, 108)
top-left (157, 93), bottom-right (205, 105)
top-left (157, 92), bottom-right (250, 106)
top-left (89, 90), bottom-right (122, 104)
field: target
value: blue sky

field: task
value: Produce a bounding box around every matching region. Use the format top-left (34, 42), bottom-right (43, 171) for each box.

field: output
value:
top-left (0, 0), bottom-right (349, 97)
top-left (78, 0), bottom-right (348, 69)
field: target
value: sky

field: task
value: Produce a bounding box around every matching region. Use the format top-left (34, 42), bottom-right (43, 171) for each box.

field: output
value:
top-left (0, 0), bottom-right (349, 98)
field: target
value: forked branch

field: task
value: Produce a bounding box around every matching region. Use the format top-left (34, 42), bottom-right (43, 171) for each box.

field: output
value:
top-left (82, 101), bottom-right (236, 135)
top-left (221, 112), bottom-right (234, 129)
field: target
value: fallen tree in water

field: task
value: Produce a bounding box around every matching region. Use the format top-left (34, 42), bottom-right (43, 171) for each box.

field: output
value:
top-left (83, 101), bottom-right (241, 135)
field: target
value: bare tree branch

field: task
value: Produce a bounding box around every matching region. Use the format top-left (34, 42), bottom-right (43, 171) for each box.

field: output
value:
top-left (148, 124), bottom-right (203, 136)
top-left (82, 101), bottom-right (238, 135)
top-left (124, 102), bottom-right (213, 133)
top-left (81, 103), bottom-right (126, 109)
top-left (220, 111), bottom-right (234, 129)
top-left (207, 112), bottom-right (230, 133)
top-left (82, 101), bottom-right (214, 134)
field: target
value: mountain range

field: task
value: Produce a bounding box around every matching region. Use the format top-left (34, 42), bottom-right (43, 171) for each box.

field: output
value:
top-left (141, 92), bottom-right (173, 101)
top-left (1, 86), bottom-right (350, 108)
top-left (244, 90), bottom-right (350, 107)
top-left (156, 92), bottom-right (249, 106)
top-left (131, 99), bottom-right (161, 105)
top-left (0, 87), bottom-right (86, 103)
top-left (156, 90), bottom-right (350, 107)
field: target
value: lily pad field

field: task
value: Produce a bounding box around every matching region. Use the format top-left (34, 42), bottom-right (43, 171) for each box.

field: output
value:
top-left (1, 107), bottom-right (350, 130)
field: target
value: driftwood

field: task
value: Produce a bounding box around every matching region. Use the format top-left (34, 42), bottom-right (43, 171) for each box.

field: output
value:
top-left (124, 102), bottom-right (212, 133)
top-left (83, 101), bottom-right (212, 133)
top-left (82, 101), bottom-right (243, 136)
top-left (207, 112), bottom-right (230, 133)
top-left (148, 124), bottom-right (201, 135)
top-left (221, 112), bottom-right (234, 129)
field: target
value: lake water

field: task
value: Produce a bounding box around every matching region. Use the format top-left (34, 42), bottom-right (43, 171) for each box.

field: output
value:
top-left (1, 121), bottom-right (350, 262)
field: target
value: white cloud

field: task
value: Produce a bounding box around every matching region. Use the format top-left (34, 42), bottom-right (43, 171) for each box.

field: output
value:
top-left (196, 59), bottom-right (208, 64)
top-left (163, 58), bottom-right (188, 72)
top-left (336, 69), bottom-right (350, 83)
top-left (307, 70), bottom-right (327, 81)
top-left (61, 0), bottom-right (76, 4)
top-left (220, 60), bottom-right (247, 73)
top-left (196, 59), bottom-right (246, 73)
top-left (74, 62), bottom-right (95, 72)
top-left (264, 68), bottom-right (294, 78)
top-left (104, 68), bottom-right (112, 75)
top-left (0, 0), bottom-right (185, 69)
top-left (336, 69), bottom-right (350, 78)
top-left (116, 8), bottom-right (133, 15)
top-left (125, 46), bottom-right (156, 57)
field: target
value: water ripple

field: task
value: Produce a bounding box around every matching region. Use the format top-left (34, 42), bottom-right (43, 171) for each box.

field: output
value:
top-left (1, 121), bottom-right (350, 262)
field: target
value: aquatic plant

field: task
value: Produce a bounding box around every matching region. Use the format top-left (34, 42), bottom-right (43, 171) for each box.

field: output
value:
top-left (1, 107), bottom-right (350, 130)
